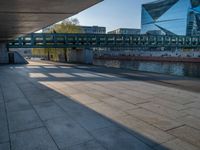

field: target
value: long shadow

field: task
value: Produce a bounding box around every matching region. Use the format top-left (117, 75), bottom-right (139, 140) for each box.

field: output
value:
top-left (11, 61), bottom-right (200, 93)
top-left (0, 62), bottom-right (180, 150)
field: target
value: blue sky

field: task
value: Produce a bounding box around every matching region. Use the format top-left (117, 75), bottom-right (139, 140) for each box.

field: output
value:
top-left (72, 0), bottom-right (154, 32)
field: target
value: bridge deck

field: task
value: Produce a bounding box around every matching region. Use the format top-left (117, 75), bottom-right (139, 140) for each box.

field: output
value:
top-left (0, 0), bottom-right (102, 41)
top-left (0, 61), bottom-right (200, 150)
top-left (8, 33), bottom-right (200, 48)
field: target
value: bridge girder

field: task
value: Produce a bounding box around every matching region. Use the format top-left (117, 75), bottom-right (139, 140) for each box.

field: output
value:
top-left (8, 33), bottom-right (200, 49)
top-left (0, 0), bottom-right (102, 42)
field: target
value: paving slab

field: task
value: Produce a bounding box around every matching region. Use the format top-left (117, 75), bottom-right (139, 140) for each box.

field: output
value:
top-left (5, 97), bottom-right (32, 112)
top-left (154, 92), bottom-right (195, 105)
top-left (168, 126), bottom-right (200, 148)
top-left (69, 93), bottom-right (100, 105)
top-left (88, 102), bottom-right (127, 118)
top-left (33, 101), bottom-right (67, 121)
top-left (84, 90), bottom-right (111, 100)
top-left (91, 126), bottom-right (153, 150)
top-left (0, 93), bottom-right (3, 103)
top-left (100, 97), bottom-right (138, 111)
top-left (138, 102), bottom-right (187, 119)
top-left (1, 61), bottom-right (200, 150)
top-left (115, 115), bottom-right (175, 147)
top-left (123, 90), bottom-right (154, 100)
top-left (26, 94), bottom-right (52, 105)
top-left (68, 108), bottom-right (114, 131)
top-left (0, 142), bottom-right (10, 150)
top-left (54, 97), bottom-right (94, 114)
top-left (0, 104), bottom-right (9, 143)
top-left (2, 86), bottom-right (25, 101)
top-left (43, 90), bottom-right (66, 99)
top-left (178, 115), bottom-right (200, 130)
top-left (11, 127), bottom-right (58, 150)
top-left (183, 108), bottom-right (200, 118)
top-left (148, 97), bottom-right (186, 111)
top-left (115, 93), bottom-right (150, 105)
top-left (68, 140), bottom-right (106, 150)
top-left (127, 108), bottom-right (183, 131)
top-left (183, 101), bottom-right (200, 109)
top-left (45, 117), bottom-right (93, 149)
top-left (7, 109), bottom-right (43, 133)
top-left (154, 138), bottom-right (199, 150)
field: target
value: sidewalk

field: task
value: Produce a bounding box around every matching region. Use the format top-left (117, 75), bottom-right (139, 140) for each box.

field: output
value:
top-left (0, 61), bottom-right (200, 150)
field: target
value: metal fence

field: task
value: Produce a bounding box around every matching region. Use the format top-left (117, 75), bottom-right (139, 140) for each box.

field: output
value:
top-left (8, 33), bottom-right (200, 49)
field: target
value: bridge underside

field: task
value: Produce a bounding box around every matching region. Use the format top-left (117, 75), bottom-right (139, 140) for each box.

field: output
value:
top-left (0, 0), bottom-right (102, 42)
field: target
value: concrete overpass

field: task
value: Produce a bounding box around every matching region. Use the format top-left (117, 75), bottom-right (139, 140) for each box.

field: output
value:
top-left (0, 0), bottom-right (103, 63)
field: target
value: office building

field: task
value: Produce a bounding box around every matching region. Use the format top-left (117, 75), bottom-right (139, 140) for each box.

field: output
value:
top-left (141, 0), bottom-right (200, 36)
top-left (108, 28), bottom-right (140, 34)
top-left (43, 25), bottom-right (106, 34)
top-left (79, 26), bottom-right (106, 34)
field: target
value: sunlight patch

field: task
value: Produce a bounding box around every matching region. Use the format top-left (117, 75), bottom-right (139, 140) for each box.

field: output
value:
top-left (29, 73), bottom-right (48, 78)
top-left (49, 73), bottom-right (74, 78)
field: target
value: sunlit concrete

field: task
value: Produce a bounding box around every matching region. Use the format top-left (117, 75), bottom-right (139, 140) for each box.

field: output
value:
top-left (0, 0), bottom-right (102, 41)
top-left (0, 61), bottom-right (200, 150)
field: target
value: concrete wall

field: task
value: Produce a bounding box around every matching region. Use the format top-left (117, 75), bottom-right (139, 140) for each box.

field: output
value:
top-left (0, 44), bottom-right (9, 64)
top-left (32, 48), bottom-right (93, 64)
top-left (9, 48), bottom-right (32, 57)
top-left (67, 49), bottom-right (93, 64)
top-left (13, 51), bottom-right (28, 64)
top-left (94, 50), bottom-right (200, 58)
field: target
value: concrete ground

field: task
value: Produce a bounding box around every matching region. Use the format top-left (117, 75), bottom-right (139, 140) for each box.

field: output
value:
top-left (0, 60), bottom-right (200, 150)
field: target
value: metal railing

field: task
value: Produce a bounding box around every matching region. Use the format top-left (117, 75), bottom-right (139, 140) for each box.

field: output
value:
top-left (8, 33), bottom-right (200, 49)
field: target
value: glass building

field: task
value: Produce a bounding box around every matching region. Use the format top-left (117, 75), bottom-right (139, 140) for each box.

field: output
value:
top-left (141, 0), bottom-right (200, 36)
top-left (108, 28), bottom-right (140, 35)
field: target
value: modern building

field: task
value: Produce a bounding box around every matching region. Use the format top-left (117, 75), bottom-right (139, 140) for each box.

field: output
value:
top-left (108, 28), bottom-right (140, 34)
top-left (79, 26), bottom-right (106, 34)
top-left (141, 0), bottom-right (200, 36)
top-left (43, 25), bottom-right (106, 34)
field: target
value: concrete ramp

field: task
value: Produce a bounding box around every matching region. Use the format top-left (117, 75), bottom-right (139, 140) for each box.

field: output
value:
top-left (8, 51), bottom-right (28, 64)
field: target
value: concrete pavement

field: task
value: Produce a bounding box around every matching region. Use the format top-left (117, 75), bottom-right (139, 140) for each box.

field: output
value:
top-left (0, 60), bottom-right (200, 150)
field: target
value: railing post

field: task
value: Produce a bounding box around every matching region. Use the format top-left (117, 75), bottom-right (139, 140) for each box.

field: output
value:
top-left (31, 33), bottom-right (34, 47)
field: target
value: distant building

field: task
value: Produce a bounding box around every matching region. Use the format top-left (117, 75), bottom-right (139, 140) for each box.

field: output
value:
top-left (108, 28), bottom-right (140, 34)
top-left (79, 26), bottom-right (106, 34)
top-left (141, 0), bottom-right (200, 36)
top-left (146, 30), bottom-right (164, 35)
top-left (42, 25), bottom-right (106, 34)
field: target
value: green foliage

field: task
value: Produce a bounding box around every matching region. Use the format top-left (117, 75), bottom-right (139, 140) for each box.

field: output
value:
top-left (32, 18), bottom-right (82, 61)
top-left (53, 18), bottom-right (82, 33)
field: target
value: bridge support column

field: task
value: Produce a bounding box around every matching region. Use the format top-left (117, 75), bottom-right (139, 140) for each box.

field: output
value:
top-left (67, 48), bottom-right (93, 64)
top-left (0, 43), bottom-right (9, 64)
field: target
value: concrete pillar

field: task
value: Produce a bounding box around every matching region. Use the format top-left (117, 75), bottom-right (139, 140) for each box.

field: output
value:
top-left (66, 48), bottom-right (93, 64)
top-left (84, 49), bottom-right (93, 64)
top-left (0, 43), bottom-right (9, 64)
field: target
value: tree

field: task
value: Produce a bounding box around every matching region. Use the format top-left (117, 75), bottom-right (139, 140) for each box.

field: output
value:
top-left (49, 18), bottom-right (82, 33)
top-left (40, 18), bottom-right (82, 61)
top-left (33, 18), bottom-right (82, 61)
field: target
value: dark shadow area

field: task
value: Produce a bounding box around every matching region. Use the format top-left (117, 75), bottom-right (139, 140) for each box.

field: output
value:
top-left (14, 60), bottom-right (200, 93)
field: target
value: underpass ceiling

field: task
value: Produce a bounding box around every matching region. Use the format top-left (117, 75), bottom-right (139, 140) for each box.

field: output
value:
top-left (0, 0), bottom-right (102, 42)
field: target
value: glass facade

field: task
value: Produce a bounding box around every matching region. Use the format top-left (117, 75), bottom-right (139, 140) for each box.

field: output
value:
top-left (141, 0), bottom-right (200, 36)
top-left (108, 28), bottom-right (140, 34)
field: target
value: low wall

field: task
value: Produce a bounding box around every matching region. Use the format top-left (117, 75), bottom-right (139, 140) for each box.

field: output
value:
top-left (0, 44), bottom-right (9, 64)
top-left (94, 50), bottom-right (200, 58)
top-left (32, 48), bottom-right (93, 64)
